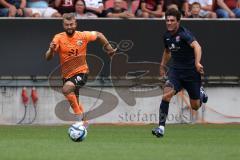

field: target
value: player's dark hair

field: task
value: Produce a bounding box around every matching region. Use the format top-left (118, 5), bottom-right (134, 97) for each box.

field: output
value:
top-left (63, 13), bottom-right (76, 21)
top-left (165, 8), bottom-right (181, 21)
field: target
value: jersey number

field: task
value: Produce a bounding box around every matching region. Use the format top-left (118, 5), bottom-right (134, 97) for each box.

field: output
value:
top-left (68, 49), bottom-right (79, 56)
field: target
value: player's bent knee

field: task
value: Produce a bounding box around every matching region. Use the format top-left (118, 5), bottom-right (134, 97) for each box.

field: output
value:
top-left (162, 93), bottom-right (173, 101)
top-left (190, 99), bottom-right (200, 110)
top-left (62, 88), bottom-right (70, 96)
top-left (162, 88), bottom-right (175, 102)
top-left (62, 81), bottom-right (75, 95)
top-left (162, 96), bottom-right (171, 102)
top-left (191, 105), bottom-right (200, 111)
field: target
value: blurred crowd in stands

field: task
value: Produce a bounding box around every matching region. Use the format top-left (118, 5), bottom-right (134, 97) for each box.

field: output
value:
top-left (0, 0), bottom-right (240, 18)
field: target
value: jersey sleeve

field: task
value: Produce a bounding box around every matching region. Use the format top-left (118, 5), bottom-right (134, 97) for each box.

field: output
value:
top-left (181, 29), bottom-right (196, 45)
top-left (51, 34), bottom-right (60, 53)
top-left (84, 31), bottom-right (97, 42)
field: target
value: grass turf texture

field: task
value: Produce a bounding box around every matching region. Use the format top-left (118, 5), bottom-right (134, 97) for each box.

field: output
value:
top-left (0, 124), bottom-right (239, 160)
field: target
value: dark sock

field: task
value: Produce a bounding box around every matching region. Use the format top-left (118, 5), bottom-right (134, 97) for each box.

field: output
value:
top-left (159, 100), bottom-right (169, 126)
top-left (200, 89), bottom-right (203, 106)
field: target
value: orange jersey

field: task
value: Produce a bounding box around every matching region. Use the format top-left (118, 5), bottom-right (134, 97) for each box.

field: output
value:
top-left (52, 31), bottom-right (97, 79)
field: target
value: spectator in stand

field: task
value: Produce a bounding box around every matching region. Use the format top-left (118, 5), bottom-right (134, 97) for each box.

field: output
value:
top-left (162, 0), bottom-right (190, 17)
top-left (53, 0), bottom-right (76, 14)
top-left (25, 0), bottom-right (61, 17)
top-left (104, 0), bottom-right (141, 14)
top-left (215, 0), bottom-right (240, 18)
top-left (189, 0), bottom-right (217, 18)
top-left (74, 0), bottom-right (97, 18)
top-left (188, 1), bottom-right (203, 18)
top-left (124, 0), bottom-right (138, 12)
top-left (135, 0), bottom-right (163, 18)
top-left (84, 0), bottom-right (104, 17)
top-left (0, 0), bottom-right (27, 17)
top-left (105, 0), bottom-right (134, 18)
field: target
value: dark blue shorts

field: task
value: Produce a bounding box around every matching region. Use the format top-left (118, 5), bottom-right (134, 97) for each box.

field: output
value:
top-left (167, 68), bottom-right (201, 100)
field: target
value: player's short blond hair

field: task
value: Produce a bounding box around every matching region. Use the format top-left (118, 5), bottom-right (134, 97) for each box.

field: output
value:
top-left (62, 13), bottom-right (76, 21)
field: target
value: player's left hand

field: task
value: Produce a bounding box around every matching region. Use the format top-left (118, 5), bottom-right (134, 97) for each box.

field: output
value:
top-left (107, 48), bottom-right (117, 58)
top-left (195, 63), bottom-right (204, 75)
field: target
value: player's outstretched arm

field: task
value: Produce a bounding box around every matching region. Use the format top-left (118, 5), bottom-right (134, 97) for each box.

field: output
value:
top-left (45, 42), bottom-right (56, 61)
top-left (190, 40), bottom-right (204, 74)
top-left (160, 49), bottom-right (171, 77)
top-left (95, 32), bottom-right (117, 58)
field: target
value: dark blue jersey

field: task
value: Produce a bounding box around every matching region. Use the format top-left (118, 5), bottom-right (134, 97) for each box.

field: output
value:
top-left (163, 26), bottom-right (196, 69)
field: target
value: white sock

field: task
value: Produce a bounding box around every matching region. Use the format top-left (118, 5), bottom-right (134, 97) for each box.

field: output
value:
top-left (159, 125), bottom-right (165, 134)
top-left (74, 121), bottom-right (84, 126)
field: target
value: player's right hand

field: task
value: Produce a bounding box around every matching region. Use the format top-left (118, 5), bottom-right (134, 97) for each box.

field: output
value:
top-left (49, 42), bottom-right (57, 52)
top-left (160, 65), bottom-right (166, 77)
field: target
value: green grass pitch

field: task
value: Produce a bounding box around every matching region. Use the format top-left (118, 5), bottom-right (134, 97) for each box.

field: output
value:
top-left (0, 124), bottom-right (239, 160)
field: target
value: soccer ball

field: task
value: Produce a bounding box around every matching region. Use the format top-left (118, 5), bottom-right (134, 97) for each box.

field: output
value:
top-left (68, 122), bottom-right (87, 142)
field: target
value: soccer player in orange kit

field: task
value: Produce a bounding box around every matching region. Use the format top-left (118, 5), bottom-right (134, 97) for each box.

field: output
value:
top-left (45, 13), bottom-right (116, 124)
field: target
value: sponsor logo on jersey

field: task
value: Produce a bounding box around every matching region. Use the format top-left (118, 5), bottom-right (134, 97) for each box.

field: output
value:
top-left (176, 36), bottom-right (180, 42)
top-left (77, 40), bottom-right (83, 46)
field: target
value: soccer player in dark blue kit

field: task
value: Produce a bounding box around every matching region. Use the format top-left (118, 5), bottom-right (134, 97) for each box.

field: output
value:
top-left (152, 8), bottom-right (208, 138)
